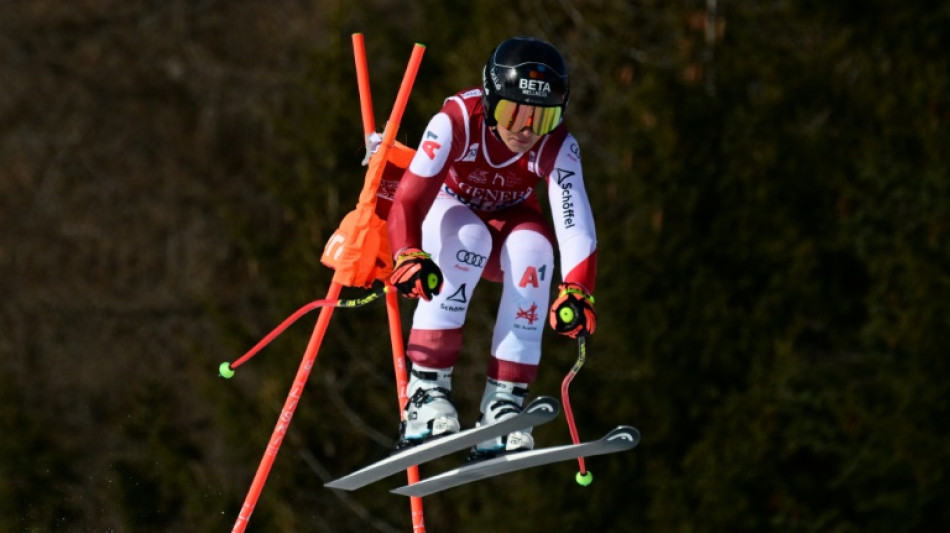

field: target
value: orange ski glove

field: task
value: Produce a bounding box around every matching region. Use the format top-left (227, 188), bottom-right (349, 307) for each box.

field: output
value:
top-left (549, 283), bottom-right (596, 338)
top-left (390, 248), bottom-right (443, 301)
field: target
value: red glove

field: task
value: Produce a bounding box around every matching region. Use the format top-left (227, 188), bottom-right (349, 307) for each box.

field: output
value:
top-left (549, 283), bottom-right (596, 338)
top-left (390, 248), bottom-right (443, 301)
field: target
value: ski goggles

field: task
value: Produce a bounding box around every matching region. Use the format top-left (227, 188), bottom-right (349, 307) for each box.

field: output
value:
top-left (493, 99), bottom-right (563, 136)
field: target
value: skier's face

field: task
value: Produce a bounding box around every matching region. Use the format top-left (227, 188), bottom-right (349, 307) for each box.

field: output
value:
top-left (495, 124), bottom-right (541, 154)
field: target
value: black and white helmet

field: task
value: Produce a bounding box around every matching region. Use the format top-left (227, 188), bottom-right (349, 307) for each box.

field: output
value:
top-left (482, 37), bottom-right (569, 135)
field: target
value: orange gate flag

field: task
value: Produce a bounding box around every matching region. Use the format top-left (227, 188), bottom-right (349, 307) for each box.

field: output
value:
top-left (320, 141), bottom-right (415, 288)
top-left (321, 41), bottom-right (425, 288)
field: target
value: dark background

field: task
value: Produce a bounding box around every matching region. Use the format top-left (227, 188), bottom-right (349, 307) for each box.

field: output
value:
top-left (2, 1), bottom-right (948, 531)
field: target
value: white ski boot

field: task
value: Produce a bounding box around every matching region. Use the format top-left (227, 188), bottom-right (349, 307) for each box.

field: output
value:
top-left (398, 365), bottom-right (461, 447)
top-left (469, 378), bottom-right (535, 460)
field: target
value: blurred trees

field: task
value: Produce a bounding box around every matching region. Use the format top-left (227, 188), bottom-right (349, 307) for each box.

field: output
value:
top-left (1, 1), bottom-right (947, 532)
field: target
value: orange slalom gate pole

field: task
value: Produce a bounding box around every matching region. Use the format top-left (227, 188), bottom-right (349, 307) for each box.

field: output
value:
top-left (352, 33), bottom-right (376, 143)
top-left (230, 37), bottom-right (426, 533)
top-left (353, 32), bottom-right (427, 532)
top-left (356, 41), bottom-right (425, 210)
top-left (385, 287), bottom-right (426, 531)
top-left (231, 283), bottom-right (342, 533)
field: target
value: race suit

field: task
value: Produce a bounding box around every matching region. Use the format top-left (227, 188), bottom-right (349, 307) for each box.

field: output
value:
top-left (387, 87), bottom-right (597, 384)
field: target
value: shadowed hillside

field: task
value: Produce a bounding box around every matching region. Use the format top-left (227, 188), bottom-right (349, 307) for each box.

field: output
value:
top-left (2, 1), bottom-right (948, 531)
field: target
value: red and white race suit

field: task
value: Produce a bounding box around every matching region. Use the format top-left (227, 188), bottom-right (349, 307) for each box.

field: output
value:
top-left (387, 88), bottom-right (597, 383)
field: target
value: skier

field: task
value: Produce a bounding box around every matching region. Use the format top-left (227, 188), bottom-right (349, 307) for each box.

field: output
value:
top-left (387, 36), bottom-right (597, 459)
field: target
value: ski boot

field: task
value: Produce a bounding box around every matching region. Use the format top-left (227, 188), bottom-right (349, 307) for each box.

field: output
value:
top-left (397, 365), bottom-right (460, 448)
top-left (468, 378), bottom-right (535, 460)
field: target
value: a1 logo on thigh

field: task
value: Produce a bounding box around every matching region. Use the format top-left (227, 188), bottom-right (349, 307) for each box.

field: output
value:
top-left (518, 264), bottom-right (548, 288)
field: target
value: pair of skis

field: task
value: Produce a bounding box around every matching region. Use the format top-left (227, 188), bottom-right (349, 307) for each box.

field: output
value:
top-left (324, 396), bottom-right (640, 497)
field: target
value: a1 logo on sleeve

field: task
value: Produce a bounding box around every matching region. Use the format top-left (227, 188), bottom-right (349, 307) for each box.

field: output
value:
top-left (421, 130), bottom-right (441, 159)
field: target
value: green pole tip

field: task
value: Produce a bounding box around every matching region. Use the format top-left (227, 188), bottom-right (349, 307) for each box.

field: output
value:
top-left (219, 362), bottom-right (235, 379)
top-left (575, 471), bottom-right (593, 486)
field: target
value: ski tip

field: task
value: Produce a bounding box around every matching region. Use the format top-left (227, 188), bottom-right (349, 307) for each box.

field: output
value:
top-left (324, 475), bottom-right (359, 490)
top-left (324, 481), bottom-right (358, 491)
top-left (604, 425), bottom-right (641, 448)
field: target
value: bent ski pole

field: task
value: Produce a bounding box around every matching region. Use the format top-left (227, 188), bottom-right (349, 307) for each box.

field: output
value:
top-left (217, 286), bottom-right (388, 379)
top-left (560, 333), bottom-right (592, 486)
top-left (230, 281), bottom-right (342, 533)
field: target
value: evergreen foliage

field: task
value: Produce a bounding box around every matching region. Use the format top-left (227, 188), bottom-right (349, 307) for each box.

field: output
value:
top-left (1, 1), bottom-right (947, 531)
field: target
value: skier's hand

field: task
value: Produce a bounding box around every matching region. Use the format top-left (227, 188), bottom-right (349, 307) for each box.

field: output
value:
top-left (391, 248), bottom-right (443, 301)
top-left (549, 283), bottom-right (596, 338)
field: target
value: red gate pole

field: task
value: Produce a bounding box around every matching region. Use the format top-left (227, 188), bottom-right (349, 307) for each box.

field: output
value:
top-left (230, 36), bottom-right (426, 533)
top-left (231, 283), bottom-right (342, 533)
top-left (385, 287), bottom-right (426, 531)
top-left (353, 32), bottom-right (427, 532)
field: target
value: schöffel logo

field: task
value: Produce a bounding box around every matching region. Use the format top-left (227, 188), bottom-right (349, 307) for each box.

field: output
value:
top-left (456, 249), bottom-right (486, 267)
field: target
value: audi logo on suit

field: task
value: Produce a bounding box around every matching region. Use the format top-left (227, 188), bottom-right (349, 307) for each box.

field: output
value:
top-left (456, 250), bottom-right (487, 267)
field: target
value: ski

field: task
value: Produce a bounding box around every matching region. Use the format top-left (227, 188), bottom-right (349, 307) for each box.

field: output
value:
top-left (390, 425), bottom-right (640, 498)
top-left (324, 396), bottom-right (560, 491)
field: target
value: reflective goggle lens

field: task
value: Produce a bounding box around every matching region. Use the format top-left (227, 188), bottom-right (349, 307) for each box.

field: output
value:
top-left (493, 99), bottom-right (562, 136)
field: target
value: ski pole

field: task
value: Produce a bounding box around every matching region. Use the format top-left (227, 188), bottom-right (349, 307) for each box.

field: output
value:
top-left (560, 333), bottom-right (592, 486)
top-left (230, 281), bottom-right (343, 533)
top-left (217, 286), bottom-right (388, 379)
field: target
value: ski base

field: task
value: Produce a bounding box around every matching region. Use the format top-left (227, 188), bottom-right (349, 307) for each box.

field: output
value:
top-left (324, 396), bottom-right (560, 491)
top-left (390, 425), bottom-right (640, 498)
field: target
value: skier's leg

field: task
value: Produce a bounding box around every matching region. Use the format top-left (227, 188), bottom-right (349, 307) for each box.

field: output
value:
top-left (473, 228), bottom-right (555, 457)
top-left (401, 193), bottom-right (491, 444)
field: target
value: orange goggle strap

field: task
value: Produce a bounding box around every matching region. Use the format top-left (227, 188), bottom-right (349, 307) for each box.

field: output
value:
top-left (493, 99), bottom-right (563, 136)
